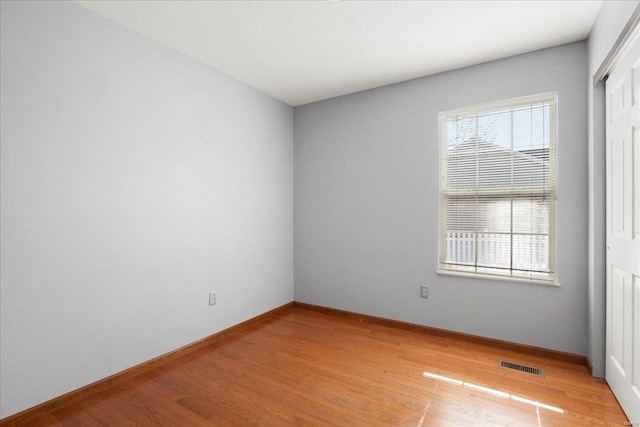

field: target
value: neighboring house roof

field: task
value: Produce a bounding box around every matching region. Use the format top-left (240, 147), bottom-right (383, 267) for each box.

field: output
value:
top-left (445, 138), bottom-right (550, 191)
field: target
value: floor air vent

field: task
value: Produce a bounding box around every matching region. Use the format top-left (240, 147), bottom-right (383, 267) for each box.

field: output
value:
top-left (498, 360), bottom-right (544, 377)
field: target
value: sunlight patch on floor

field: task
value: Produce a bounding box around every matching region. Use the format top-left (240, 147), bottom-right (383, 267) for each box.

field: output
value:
top-left (422, 371), bottom-right (564, 414)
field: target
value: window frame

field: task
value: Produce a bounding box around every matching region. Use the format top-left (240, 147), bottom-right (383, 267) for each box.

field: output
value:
top-left (437, 93), bottom-right (559, 286)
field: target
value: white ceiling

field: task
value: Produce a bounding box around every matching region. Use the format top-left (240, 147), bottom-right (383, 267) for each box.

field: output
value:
top-left (74, 1), bottom-right (603, 107)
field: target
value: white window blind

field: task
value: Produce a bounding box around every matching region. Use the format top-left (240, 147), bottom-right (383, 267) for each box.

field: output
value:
top-left (438, 93), bottom-right (557, 284)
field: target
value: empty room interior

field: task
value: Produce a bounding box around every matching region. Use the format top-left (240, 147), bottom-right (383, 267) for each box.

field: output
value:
top-left (1, 0), bottom-right (639, 425)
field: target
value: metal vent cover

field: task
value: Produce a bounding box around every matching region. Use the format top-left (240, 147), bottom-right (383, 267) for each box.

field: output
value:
top-left (498, 360), bottom-right (544, 377)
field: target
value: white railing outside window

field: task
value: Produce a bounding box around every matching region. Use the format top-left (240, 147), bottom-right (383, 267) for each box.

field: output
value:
top-left (444, 232), bottom-right (549, 272)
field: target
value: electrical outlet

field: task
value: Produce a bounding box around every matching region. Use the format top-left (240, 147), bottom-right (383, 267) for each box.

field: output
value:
top-left (209, 291), bottom-right (217, 306)
top-left (420, 286), bottom-right (429, 299)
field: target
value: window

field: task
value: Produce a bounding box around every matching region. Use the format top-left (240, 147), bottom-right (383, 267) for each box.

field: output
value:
top-left (438, 93), bottom-right (557, 284)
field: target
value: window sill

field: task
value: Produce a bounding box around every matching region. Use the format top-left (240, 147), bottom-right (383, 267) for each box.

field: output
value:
top-left (436, 269), bottom-right (560, 287)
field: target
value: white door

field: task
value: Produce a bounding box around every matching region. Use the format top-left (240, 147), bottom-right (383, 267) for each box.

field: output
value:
top-left (606, 24), bottom-right (640, 424)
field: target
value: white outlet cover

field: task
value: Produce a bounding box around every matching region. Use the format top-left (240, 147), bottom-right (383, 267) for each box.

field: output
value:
top-left (420, 286), bottom-right (429, 298)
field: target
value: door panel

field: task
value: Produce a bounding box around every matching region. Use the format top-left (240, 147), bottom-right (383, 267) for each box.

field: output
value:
top-left (633, 62), bottom-right (640, 104)
top-left (610, 79), bottom-right (626, 122)
top-left (606, 25), bottom-right (640, 424)
top-left (634, 275), bottom-right (640, 398)
top-left (635, 126), bottom-right (640, 237)
top-left (611, 266), bottom-right (626, 373)
top-left (611, 137), bottom-right (625, 234)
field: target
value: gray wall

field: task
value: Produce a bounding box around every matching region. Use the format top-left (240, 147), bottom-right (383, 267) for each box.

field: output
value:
top-left (586, 0), bottom-right (640, 378)
top-left (294, 42), bottom-right (588, 356)
top-left (0, 1), bottom-right (293, 418)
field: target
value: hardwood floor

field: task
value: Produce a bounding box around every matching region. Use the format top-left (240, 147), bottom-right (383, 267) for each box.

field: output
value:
top-left (19, 307), bottom-right (627, 426)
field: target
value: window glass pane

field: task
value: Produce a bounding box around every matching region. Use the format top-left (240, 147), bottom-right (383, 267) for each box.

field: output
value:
top-left (512, 234), bottom-right (549, 273)
top-left (477, 197), bottom-right (511, 233)
top-left (445, 196), bottom-right (475, 232)
top-left (512, 196), bottom-right (549, 234)
top-left (477, 141), bottom-right (511, 190)
top-left (444, 231), bottom-right (476, 266)
top-left (478, 109), bottom-right (512, 149)
top-left (476, 233), bottom-right (511, 269)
